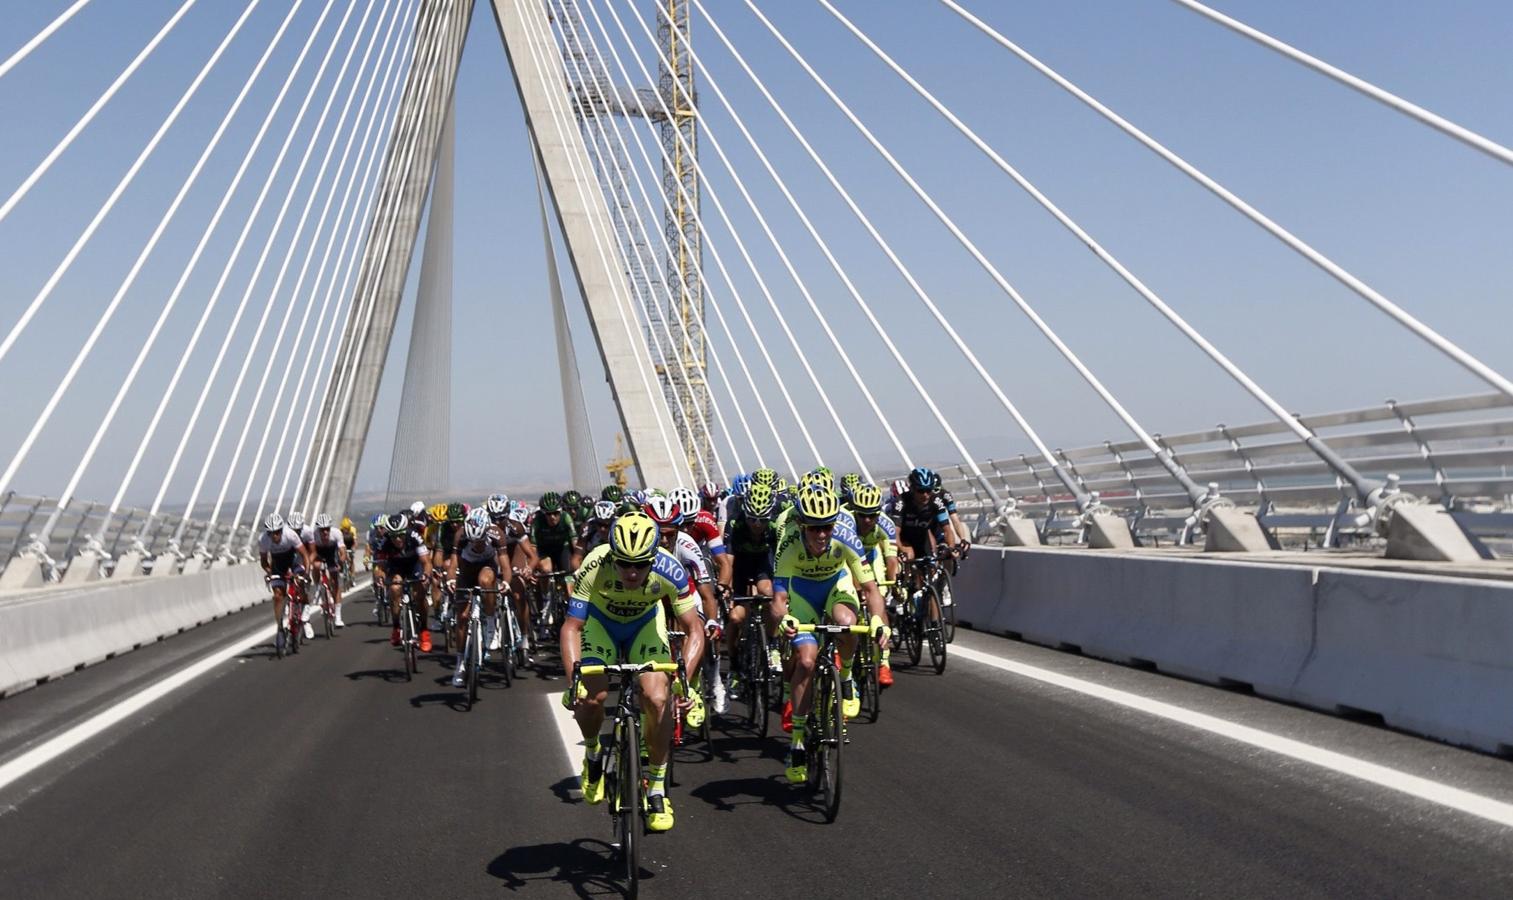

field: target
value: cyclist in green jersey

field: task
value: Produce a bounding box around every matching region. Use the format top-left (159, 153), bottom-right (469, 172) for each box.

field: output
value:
top-left (774, 487), bottom-right (889, 783)
top-left (561, 513), bottom-right (704, 833)
top-left (849, 483), bottom-right (899, 687)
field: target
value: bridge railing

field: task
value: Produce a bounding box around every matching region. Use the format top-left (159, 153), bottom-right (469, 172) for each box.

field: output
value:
top-left (0, 493), bottom-right (251, 579)
top-left (924, 393), bottom-right (1513, 546)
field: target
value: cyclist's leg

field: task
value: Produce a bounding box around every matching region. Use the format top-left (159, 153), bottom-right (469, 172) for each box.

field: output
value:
top-left (784, 578), bottom-right (829, 718)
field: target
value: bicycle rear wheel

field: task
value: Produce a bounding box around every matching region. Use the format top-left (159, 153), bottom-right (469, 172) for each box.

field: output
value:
top-left (862, 641), bottom-right (881, 724)
top-left (465, 623), bottom-right (480, 710)
top-left (321, 585), bottom-right (334, 640)
top-left (614, 714), bottom-right (642, 897)
top-left (275, 616), bottom-right (286, 660)
top-left (402, 608), bottom-right (416, 681)
top-left (903, 597), bottom-right (923, 666)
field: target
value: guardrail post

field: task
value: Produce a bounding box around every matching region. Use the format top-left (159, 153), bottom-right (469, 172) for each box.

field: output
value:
top-left (5, 496), bottom-right (46, 568)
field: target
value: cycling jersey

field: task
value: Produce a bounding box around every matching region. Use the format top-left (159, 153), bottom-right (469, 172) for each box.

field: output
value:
top-left (259, 527), bottom-right (305, 572)
top-left (568, 544), bottom-right (695, 667)
top-left (854, 513), bottom-right (898, 584)
top-left (307, 527), bottom-right (343, 564)
top-left (773, 505), bottom-right (856, 560)
top-left (531, 511), bottom-right (576, 550)
top-left (667, 531), bottom-right (712, 585)
top-left (376, 532), bottom-right (430, 580)
top-left (896, 493), bottom-right (950, 548)
top-left (458, 524), bottom-right (507, 565)
top-left (772, 519), bottom-right (873, 645)
top-left (683, 509), bottom-right (726, 556)
top-left (724, 514), bottom-right (777, 590)
top-left (938, 488), bottom-right (958, 515)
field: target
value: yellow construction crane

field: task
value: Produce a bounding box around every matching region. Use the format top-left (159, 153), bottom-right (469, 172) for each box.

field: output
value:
top-left (605, 433), bottom-right (633, 488)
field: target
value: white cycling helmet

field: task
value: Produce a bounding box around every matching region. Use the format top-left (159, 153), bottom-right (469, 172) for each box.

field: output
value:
top-left (463, 518), bottom-right (488, 541)
top-left (593, 500), bottom-right (617, 522)
top-left (486, 494), bottom-right (509, 517)
top-left (669, 487), bottom-right (698, 519)
top-left (287, 511), bottom-right (306, 531)
top-left (313, 513), bottom-right (333, 530)
top-left (263, 513), bottom-right (285, 533)
top-left (409, 501), bottom-right (426, 517)
top-left (507, 507), bottom-right (529, 526)
top-left (643, 494), bottom-right (682, 527)
top-left (466, 507), bottom-right (490, 527)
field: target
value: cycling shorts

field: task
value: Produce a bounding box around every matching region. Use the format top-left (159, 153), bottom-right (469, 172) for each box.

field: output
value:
top-left (457, 556), bottom-right (500, 592)
top-left (538, 543), bottom-right (572, 570)
top-left (314, 544), bottom-right (339, 566)
top-left (777, 568), bottom-right (860, 649)
top-left (577, 603), bottom-right (671, 667)
top-left (382, 557), bottom-right (424, 582)
top-left (731, 553), bottom-right (773, 594)
top-left (899, 532), bottom-right (933, 559)
top-left (267, 555), bottom-right (305, 591)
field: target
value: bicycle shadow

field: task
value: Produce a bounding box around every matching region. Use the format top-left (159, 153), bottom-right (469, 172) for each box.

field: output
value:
top-left (486, 838), bottom-right (636, 897)
top-left (237, 643), bottom-right (281, 661)
top-left (549, 775), bottom-right (582, 805)
top-left (344, 668), bottom-right (411, 684)
top-left (408, 690), bottom-right (471, 712)
top-left (688, 774), bottom-right (829, 824)
top-left (703, 730), bottom-right (785, 764)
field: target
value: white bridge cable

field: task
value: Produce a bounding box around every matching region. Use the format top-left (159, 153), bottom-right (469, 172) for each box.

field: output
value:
top-left (285, 5), bottom-right (439, 520)
top-left (1173, 0), bottom-right (1513, 169)
top-left (744, 0), bottom-right (1180, 504)
top-left (237, 1), bottom-right (419, 538)
top-left (46, 0), bottom-right (314, 543)
top-left (145, 0), bottom-right (367, 525)
top-left (629, 0), bottom-right (899, 482)
top-left (602, 0), bottom-right (861, 475)
top-left (545, 0), bottom-right (738, 479)
top-left (552, 2), bottom-right (760, 474)
top-left (102, 0), bottom-right (342, 527)
top-left (0, 1), bottom-right (266, 503)
top-left (699, 1), bottom-right (1017, 503)
top-left (206, 0), bottom-right (408, 530)
top-left (579, 0), bottom-right (805, 476)
top-left (831, 0), bottom-right (1375, 498)
top-left (0, 0), bottom-right (96, 81)
top-left (174, 0), bottom-right (392, 539)
top-left (505, 0), bottom-right (690, 488)
top-left (303, 0), bottom-right (489, 508)
top-left (941, 0), bottom-right (1513, 405)
top-left (0, 0), bottom-right (202, 364)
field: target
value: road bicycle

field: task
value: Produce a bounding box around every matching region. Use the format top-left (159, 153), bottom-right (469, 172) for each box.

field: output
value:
top-left (728, 594), bottom-right (779, 738)
top-left (311, 564), bottom-right (336, 640)
top-left (395, 577), bottom-right (425, 680)
top-left (906, 556), bottom-right (949, 675)
top-left (568, 659), bottom-right (687, 899)
top-left (794, 622), bottom-right (871, 823)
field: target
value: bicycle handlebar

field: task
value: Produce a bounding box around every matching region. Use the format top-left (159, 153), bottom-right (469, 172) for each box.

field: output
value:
top-left (794, 623), bottom-right (872, 635)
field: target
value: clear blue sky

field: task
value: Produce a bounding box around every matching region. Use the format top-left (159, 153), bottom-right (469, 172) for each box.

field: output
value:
top-left (0, 0), bottom-right (1510, 512)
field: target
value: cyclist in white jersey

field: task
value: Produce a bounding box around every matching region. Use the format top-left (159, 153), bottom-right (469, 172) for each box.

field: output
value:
top-left (306, 513), bottom-right (348, 628)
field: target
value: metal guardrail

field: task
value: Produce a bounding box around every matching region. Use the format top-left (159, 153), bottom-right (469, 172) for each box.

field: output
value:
top-left (923, 393), bottom-right (1513, 547)
top-left (0, 493), bottom-right (250, 578)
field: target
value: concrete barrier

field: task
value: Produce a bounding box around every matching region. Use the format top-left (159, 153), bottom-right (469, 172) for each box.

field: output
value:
top-left (0, 566), bottom-right (268, 696)
top-left (955, 546), bottom-right (1513, 754)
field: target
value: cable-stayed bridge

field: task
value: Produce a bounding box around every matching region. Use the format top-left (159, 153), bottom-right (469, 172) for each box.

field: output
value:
top-left (1, 2), bottom-right (1511, 893)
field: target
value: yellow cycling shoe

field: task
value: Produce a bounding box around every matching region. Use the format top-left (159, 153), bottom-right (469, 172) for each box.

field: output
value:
top-left (842, 678), bottom-right (861, 720)
top-left (685, 691), bottom-right (706, 729)
top-left (646, 794), bottom-right (675, 832)
top-left (784, 746), bottom-right (808, 784)
top-left (581, 753), bottom-right (606, 805)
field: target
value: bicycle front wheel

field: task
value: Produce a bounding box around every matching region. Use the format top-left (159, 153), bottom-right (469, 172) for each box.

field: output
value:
top-left (939, 575), bottom-right (957, 643)
top-left (615, 716), bottom-right (641, 896)
top-left (818, 663), bottom-right (844, 823)
top-left (925, 585), bottom-right (947, 675)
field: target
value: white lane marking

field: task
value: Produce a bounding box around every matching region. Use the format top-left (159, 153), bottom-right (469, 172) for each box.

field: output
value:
top-left (0, 579), bottom-right (372, 793)
top-left (545, 694), bottom-right (585, 800)
top-left (952, 644), bottom-right (1513, 829)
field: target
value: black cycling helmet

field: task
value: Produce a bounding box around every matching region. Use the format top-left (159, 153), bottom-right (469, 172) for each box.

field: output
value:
top-left (539, 491), bottom-right (562, 513)
top-left (382, 513), bottom-right (410, 536)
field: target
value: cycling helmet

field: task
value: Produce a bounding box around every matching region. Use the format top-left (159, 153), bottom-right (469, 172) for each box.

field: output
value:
top-left (908, 466), bottom-right (940, 492)
top-left (428, 502), bottom-right (448, 522)
top-left (731, 473), bottom-right (752, 497)
top-left (807, 467), bottom-right (835, 490)
top-left (643, 494), bottom-right (683, 527)
top-left (698, 482), bottom-right (721, 502)
top-left (340, 516), bottom-right (353, 530)
top-left (600, 484), bottom-right (624, 502)
top-left (445, 501), bottom-right (468, 522)
top-left (742, 483), bottom-right (777, 520)
top-left (609, 512), bottom-right (660, 564)
top-left (539, 491), bottom-right (562, 513)
top-left (486, 494), bottom-right (509, 518)
top-left (287, 511), bottom-right (306, 531)
top-left (382, 513), bottom-right (410, 536)
top-left (795, 486), bottom-right (840, 526)
top-left (563, 489), bottom-right (583, 509)
top-left (669, 487), bottom-right (698, 519)
top-left (851, 483), bottom-right (883, 515)
top-left (369, 513), bottom-right (382, 529)
top-left (263, 513), bottom-right (285, 533)
top-left (466, 507), bottom-right (490, 527)
top-left (507, 507), bottom-right (529, 526)
top-left (409, 501), bottom-right (426, 517)
top-left (313, 513), bottom-right (333, 530)
top-left (463, 518), bottom-right (488, 541)
top-left (751, 468), bottom-right (778, 487)
top-left (592, 500), bottom-right (617, 522)
top-left (839, 472), bottom-right (862, 501)
top-left (616, 498), bottom-right (641, 517)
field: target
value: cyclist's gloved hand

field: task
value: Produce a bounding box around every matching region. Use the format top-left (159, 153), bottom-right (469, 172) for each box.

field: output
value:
top-left (561, 682), bottom-right (588, 710)
top-left (872, 621), bottom-right (892, 646)
top-left (705, 618), bottom-right (723, 640)
top-left (779, 614), bottom-right (800, 637)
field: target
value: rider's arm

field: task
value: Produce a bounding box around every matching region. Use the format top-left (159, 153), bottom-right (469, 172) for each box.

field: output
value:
top-left (518, 537), bottom-right (539, 568)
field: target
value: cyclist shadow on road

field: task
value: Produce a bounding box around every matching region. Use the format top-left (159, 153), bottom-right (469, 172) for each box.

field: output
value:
top-left (343, 668), bottom-right (412, 684)
top-left (688, 774), bottom-right (831, 824)
top-left (236, 642), bottom-right (281, 661)
top-left (487, 838), bottom-right (637, 898)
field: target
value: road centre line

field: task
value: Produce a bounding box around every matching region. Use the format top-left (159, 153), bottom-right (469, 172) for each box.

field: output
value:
top-left (952, 643), bottom-right (1513, 829)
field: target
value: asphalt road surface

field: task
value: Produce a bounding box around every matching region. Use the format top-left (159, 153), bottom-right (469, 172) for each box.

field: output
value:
top-left (2, 591), bottom-right (1510, 898)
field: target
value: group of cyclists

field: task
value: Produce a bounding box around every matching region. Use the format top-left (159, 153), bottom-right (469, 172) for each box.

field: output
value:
top-left (257, 465), bottom-right (972, 839)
